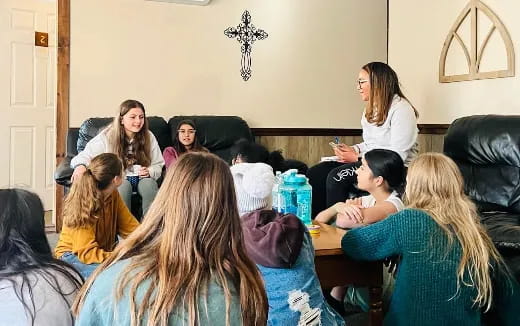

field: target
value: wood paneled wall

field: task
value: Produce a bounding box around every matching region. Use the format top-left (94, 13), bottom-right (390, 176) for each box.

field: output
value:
top-left (255, 134), bottom-right (445, 167)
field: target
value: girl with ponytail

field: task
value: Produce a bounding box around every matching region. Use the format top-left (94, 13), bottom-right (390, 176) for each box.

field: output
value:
top-left (55, 153), bottom-right (140, 278)
top-left (73, 152), bottom-right (268, 326)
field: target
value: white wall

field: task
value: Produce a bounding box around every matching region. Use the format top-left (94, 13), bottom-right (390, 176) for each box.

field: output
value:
top-left (389, 0), bottom-right (519, 124)
top-left (70, 0), bottom-right (387, 128)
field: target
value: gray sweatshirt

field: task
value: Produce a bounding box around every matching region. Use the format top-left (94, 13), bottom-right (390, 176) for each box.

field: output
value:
top-left (71, 129), bottom-right (165, 180)
top-left (0, 268), bottom-right (81, 326)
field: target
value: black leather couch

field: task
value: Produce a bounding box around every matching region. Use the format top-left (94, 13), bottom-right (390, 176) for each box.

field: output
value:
top-left (444, 115), bottom-right (520, 280)
top-left (55, 115), bottom-right (254, 188)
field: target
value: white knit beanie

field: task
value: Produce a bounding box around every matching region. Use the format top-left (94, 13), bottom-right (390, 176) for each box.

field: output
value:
top-left (230, 163), bottom-right (275, 216)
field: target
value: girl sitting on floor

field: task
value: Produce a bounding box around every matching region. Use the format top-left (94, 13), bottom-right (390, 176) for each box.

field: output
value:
top-left (315, 149), bottom-right (405, 314)
top-left (73, 152), bottom-right (267, 326)
top-left (232, 161), bottom-right (345, 325)
top-left (0, 189), bottom-right (83, 326)
top-left (55, 153), bottom-right (140, 279)
top-left (230, 138), bottom-right (285, 172)
top-left (315, 148), bottom-right (405, 228)
top-left (342, 152), bottom-right (520, 325)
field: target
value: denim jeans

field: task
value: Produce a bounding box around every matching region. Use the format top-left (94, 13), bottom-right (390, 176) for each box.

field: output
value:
top-left (60, 252), bottom-right (99, 279)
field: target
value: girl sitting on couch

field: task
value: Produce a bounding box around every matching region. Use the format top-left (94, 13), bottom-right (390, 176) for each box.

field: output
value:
top-left (163, 119), bottom-right (207, 169)
top-left (70, 99), bottom-right (164, 215)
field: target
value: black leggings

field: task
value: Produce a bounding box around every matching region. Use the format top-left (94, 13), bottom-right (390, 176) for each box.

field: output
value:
top-left (307, 160), bottom-right (365, 217)
top-left (306, 161), bottom-right (343, 217)
top-left (325, 161), bottom-right (365, 206)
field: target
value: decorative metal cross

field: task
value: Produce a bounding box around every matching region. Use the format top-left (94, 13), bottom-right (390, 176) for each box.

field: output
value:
top-left (224, 10), bottom-right (268, 81)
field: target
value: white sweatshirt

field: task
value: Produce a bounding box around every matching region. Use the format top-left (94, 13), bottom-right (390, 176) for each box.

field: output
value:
top-left (71, 129), bottom-right (165, 180)
top-left (355, 95), bottom-right (418, 166)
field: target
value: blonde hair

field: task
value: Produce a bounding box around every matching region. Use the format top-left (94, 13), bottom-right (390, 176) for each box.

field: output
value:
top-left (107, 99), bottom-right (151, 170)
top-left (362, 62), bottom-right (418, 126)
top-left (72, 152), bottom-right (268, 326)
top-left (63, 153), bottom-right (122, 228)
top-left (405, 152), bottom-right (508, 310)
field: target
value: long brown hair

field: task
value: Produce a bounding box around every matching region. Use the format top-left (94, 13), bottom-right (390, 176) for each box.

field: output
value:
top-left (107, 99), bottom-right (151, 170)
top-left (363, 62), bottom-right (418, 126)
top-left (405, 153), bottom-right (509, 311)
top-left (173, 119), bottom-right (206, 154)
top-left (63, 153), bottom-right (122, 228)
top-left (72, 152), bottom-right (268, 326)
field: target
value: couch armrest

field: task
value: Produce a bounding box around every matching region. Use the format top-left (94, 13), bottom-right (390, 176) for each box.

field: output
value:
top-left (54, 155), bottom-right (73, 187)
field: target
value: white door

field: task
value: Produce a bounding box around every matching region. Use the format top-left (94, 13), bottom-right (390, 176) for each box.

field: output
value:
top-left (0, 0), bottom-right (56, 215)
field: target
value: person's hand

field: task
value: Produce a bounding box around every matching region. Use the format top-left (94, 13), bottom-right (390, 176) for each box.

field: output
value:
top-left (332, 202), bottom-right (347, 214)
top-left (138, 166), bottom-right (150, 178)
top-left (333, 145), bottom-right (358, 163)
top-left (344, 204), bottom-right (364, 223)
top-left (71, 165), bottom-right (87, 183)
top-left (384, 256), bottom-right (400, 277)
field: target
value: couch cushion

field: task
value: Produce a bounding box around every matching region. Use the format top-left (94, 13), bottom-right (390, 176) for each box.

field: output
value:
top-left (77, 118), bottom-right (112, 153)
top-left (77, 116), bottom-right (169, 153)
top-left (480, 211), bottom-right (520, 251)
top-left (168, 116), bottom-right (253, 162)
top-left (444, 115), bottom-right (520, 167)
top-left (147, 117), bottom-right (171, 151)
top-left (444, 115), bottom-right (520, 213)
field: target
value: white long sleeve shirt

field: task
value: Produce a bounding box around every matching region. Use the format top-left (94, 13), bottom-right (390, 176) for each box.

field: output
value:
top-left (356, 95), bottom-right (419, 166)
top-left (71, 129), bottom-right (165, 180)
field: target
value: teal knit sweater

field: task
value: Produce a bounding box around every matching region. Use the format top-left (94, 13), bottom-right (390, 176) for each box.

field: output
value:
top-left (341, 208), bottom-right (520, 326)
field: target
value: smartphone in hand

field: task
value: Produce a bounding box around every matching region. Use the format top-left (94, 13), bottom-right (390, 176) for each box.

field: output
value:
top-left (329, 136), bottom-right (340, 148)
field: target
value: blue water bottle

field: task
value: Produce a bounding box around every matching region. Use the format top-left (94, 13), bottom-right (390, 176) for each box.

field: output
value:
top-left (280, 169), bottom-right (298, 215)
top-left (281, 170), bottom-right (312, 225)
top-left (296, 174), bottom-right (312, 226)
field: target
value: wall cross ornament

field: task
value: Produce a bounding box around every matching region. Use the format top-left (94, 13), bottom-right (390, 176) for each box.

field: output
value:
top-left (224, 10), bottom-right (268, 81)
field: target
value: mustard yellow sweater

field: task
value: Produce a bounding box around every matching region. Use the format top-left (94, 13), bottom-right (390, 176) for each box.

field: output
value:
top-left (55, 191), bottom-right (140, 264)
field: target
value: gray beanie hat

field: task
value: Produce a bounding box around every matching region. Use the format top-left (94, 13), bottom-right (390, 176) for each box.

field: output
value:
top-left (230, 162), bottom-right (276, 216)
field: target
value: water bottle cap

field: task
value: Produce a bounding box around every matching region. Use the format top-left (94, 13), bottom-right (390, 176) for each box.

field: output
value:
top-left (283, 173), bottom-right (306, 184)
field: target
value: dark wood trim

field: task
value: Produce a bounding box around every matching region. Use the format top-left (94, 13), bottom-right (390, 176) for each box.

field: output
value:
top-left (417, 124), bottom-right (450, 135)
top-left (55, 0), bottom-right (70, 233)
top-left (252, 128), bottom-right (362, 137)
top-left (252, 124), bottom-right (449, 137)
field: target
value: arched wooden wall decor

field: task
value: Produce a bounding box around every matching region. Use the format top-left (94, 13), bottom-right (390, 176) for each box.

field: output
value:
top-left (439, 0), bottom-right (515, 83)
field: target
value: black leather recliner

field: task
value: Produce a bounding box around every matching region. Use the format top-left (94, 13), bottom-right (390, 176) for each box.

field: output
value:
top-left (444, 115), bottom-right (520, 280)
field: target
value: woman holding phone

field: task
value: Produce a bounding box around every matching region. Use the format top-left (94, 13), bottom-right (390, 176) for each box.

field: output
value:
top-left (307, 62), bottom-right (418, 216)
